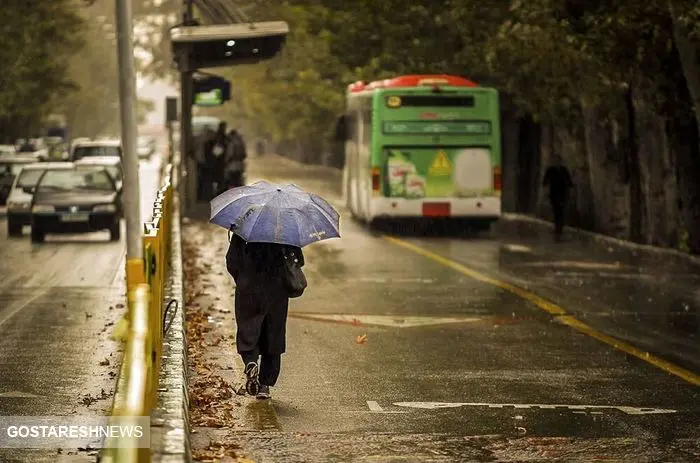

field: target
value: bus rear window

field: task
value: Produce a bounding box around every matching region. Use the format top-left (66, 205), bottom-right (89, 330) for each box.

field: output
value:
top-left (387, 96), bottom-right (475, 107)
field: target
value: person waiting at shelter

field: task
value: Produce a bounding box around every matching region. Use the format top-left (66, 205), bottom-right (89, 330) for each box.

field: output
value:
top-left (202, 122), bottom-right (228, 200)
top-left (223, 128), bottom-right (247, 190)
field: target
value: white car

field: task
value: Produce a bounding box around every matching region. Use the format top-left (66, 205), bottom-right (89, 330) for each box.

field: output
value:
top-left (137, 136), bottom-right (156, 159)
top-left (0, 145), bottom-right (16, 156)
top-left (6, 162), bottom-right (74, 236)
top-left (74, 156), bottom-right (123, 192)
top-left (71, 139), bottom-right (121, 161)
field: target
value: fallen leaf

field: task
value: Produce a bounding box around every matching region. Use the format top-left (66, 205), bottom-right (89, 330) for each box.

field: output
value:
top-left (355, 334), bottom-right (368, 344)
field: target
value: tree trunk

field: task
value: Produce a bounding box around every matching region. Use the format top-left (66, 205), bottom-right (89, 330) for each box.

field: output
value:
top-left (625, 85), bottom-right (645, 243)
top-left (669, 0), bottom-right (700, 135)
top-left (667, 39), bottom-right (700, 253)
top-left (516, 115), bottom-right (541, 213)
top-left (582, 103), bottom-right (629, 238)
top-left (500, 111), bottom-right (520, 213)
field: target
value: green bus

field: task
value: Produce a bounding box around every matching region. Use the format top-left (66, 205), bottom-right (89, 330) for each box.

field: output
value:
top-left (341, 74), bottom-right (502, 227)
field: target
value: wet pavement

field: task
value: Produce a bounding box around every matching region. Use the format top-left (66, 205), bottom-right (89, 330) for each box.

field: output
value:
top-left (0, 155), bottom-right (162, 462)
top-left (184, 154), bottom-right (700, 462)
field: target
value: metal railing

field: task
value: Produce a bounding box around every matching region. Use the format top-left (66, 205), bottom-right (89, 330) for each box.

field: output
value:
top-left (101, 164), bottom-right (174, 462)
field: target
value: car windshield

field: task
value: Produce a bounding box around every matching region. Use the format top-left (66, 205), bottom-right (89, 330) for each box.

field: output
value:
top-left (73, 146), bottom-right (120, 160)
top-left (17, 169), bottom-right (45, 188)
top-left (38, 169), bottom-right (114, 192)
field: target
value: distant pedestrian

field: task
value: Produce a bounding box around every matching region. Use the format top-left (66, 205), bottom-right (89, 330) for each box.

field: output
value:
top-left (196, 127), bottom-right (215, 200)
top-left (543, 156), bottom-right (573, 238)
top-left (223, 129), bottom-right (247, 189)
top-left (225, 232), bottom-right (306, 400)
top-left (203, 122), bottom-right (228, 199)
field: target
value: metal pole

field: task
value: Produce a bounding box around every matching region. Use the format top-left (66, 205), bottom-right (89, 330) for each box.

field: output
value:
top-left (180, 0), bottom-right (195, 215)
top-left (115, 0), bottom-right (144, 287)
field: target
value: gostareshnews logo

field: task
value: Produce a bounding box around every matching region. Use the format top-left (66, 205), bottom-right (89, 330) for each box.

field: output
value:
top-left (0, 416), bottom-right (150, 449)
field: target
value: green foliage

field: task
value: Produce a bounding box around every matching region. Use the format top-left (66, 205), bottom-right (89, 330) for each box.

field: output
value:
top-left (201, 3), bottom-right (347, 156)
top-left (167, 0), bottom-right (700, 162)
top-left (0, 0), bottom-right (83, 137)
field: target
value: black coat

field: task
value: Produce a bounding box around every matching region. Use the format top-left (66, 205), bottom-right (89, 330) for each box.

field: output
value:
top-left (225, 234), bottom-right (304, 355)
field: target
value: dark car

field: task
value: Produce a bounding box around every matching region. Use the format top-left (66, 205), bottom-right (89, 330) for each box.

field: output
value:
top-left (30, 166), bottom-right (122, 243)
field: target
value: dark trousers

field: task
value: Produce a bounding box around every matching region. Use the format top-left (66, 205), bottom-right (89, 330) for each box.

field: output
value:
top-left (550, 196), bottom-right (567, 235)
top-left (241, 350), bottom-right (282, 386)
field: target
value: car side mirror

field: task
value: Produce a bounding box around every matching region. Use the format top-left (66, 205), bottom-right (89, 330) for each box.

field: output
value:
top-left (22, 187), bottom-right (35, 194)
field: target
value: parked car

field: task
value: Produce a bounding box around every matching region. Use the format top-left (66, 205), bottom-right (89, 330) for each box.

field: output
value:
top-left (137, 136), bottom-right (156, 159)
top-left (0, 145), bottom-right (16, 156)
top-left (5, 162), bottom-right (74, 236)
top-left (70, 139), bottom-right (121, 161)
top-left (0, 155), bottom-right (41, 206)
top-left (15, 138), bottom-right (49, 161)
top-left (30, 166), bottom-right (122, 243)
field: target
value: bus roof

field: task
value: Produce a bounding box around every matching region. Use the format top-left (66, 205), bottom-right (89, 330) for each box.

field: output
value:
top-left (347, 74), bottom-right (478, 93)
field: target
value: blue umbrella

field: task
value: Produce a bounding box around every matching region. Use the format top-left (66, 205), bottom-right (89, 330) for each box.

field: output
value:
top-left (209, 181), bottom-right (340, 247)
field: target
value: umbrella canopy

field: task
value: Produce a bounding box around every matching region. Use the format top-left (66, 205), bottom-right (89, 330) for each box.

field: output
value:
top-left (209, 181), bottom-right (340, 247)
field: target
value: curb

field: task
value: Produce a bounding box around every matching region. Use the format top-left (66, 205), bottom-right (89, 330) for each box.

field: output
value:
top-left (151, 192), bottom-right (192, 462)
top-left (500, 213), bottom-right (700, 265)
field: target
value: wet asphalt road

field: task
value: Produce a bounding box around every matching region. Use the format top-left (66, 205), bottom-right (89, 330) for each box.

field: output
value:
top-left (192, 155), bottom-right (700, 462)
top-left (0, 155), bottom-right (161, 462)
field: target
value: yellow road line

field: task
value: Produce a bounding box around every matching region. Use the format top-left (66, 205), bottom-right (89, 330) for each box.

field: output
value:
top-left (383, 236), bottom-right (700, 387)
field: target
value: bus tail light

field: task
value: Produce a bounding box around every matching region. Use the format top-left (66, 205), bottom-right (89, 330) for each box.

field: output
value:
top-left (371, 167), bottom-right (381, 192)
top-left (493, 167), bottom-right (502, 191)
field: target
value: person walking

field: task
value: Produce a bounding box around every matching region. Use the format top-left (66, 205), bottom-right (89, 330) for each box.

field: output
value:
top-left (225, 232), bottom-right (305, 400)
top-left (543, 155), bottom-right (574, 238)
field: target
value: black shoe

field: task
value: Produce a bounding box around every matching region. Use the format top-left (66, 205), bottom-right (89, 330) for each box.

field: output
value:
top-left (256, 384), bottom-right (271, 400)
top-left (244, 362), bottom-right (260, 396)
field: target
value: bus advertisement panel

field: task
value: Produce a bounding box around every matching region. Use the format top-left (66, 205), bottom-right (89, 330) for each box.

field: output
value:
top-left (385, 147), bottom-right (495, 199)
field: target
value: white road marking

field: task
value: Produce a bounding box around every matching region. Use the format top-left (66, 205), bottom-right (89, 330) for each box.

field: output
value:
top-left (365, 401), bottom-right (409, 414)
top-left (503, 244), bottom-right (532, 253)
top-left (0, 391), bottom-right (43, 398)
top-left (392, 402), bottom-right (677, 415)
top-left (367, 401), bottom-right (383, 412)
top-left (290, 313), bottom-right (485, 328)
top-left (354, 277), bottom-right (436, 284)
top-left (516, 261), bottom-right (624, 270)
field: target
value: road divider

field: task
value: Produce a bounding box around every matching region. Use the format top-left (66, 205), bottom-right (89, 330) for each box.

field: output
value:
top-left (101, 164), bottom-right (174, 462)
top-left (383, 236), bottom-right (700, 387)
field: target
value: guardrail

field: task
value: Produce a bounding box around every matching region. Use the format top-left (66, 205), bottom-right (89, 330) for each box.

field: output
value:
top-left (101, 164), bottom-right (175, 462)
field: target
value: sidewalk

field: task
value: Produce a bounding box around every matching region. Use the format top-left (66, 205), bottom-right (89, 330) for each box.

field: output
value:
top-left (182, 204), bottom-right (263, 463)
